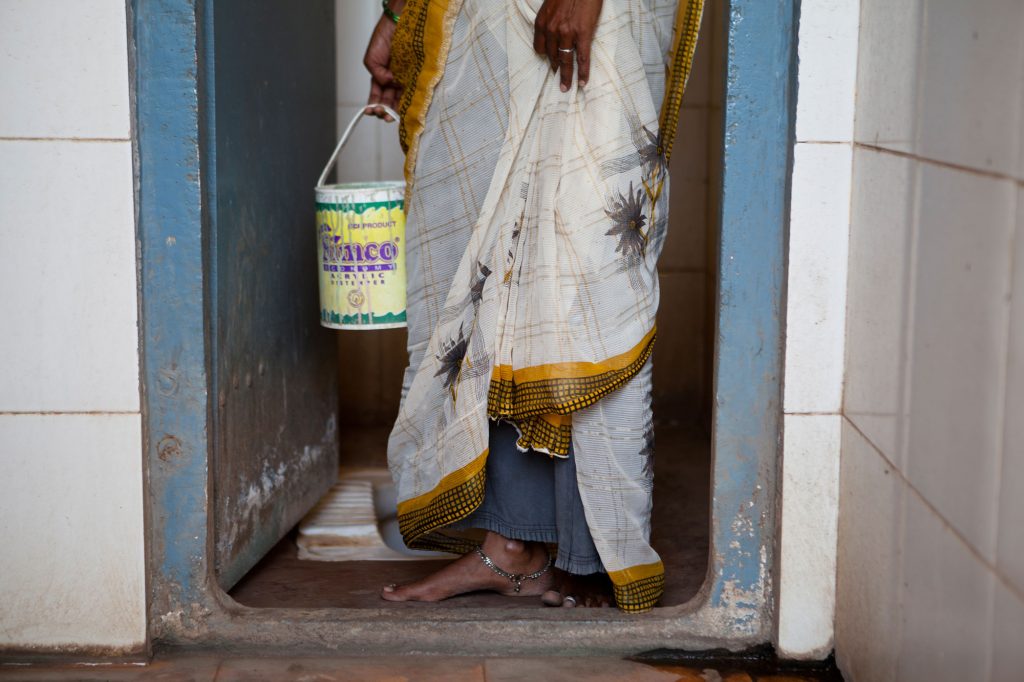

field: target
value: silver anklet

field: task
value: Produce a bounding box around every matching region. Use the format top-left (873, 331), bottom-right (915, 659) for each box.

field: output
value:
top-left (475, 546), bottom-right (553, 593)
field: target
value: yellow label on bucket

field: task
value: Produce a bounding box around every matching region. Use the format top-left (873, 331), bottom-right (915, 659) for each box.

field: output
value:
top-left (316, 197), bottom-right (406, 329)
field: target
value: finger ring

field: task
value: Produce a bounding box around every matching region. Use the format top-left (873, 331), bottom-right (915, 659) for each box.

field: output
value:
top-left (564, 595), bottom-right (577, 606)
top-left (558, 47), bottom-right (575, 53)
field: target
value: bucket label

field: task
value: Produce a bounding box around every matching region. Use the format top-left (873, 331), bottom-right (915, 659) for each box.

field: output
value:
top-left (316, 198), bottom-right (406, 328)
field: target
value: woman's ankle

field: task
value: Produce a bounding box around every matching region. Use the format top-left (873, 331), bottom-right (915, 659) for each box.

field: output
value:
top-left (480, 532), bottom-right (545, 569)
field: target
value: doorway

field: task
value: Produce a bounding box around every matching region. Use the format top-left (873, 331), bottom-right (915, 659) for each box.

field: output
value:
top-left (227, 0), bottom-right (725, 611)
top-left (135, 0), bottom-right (794, 654)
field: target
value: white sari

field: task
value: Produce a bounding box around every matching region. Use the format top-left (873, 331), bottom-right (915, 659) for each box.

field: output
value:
top-left (388, 0), bottom-right (703, 612)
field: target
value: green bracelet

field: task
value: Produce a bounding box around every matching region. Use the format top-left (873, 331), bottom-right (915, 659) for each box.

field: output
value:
top-left (382, 0), bottom-right (400, 23)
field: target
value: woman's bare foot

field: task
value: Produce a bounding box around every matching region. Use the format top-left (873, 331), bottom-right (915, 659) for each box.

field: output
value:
top-left (541, 568), bottom-right (614, 607)
top-left (380, 531), bottom-right (554, 602)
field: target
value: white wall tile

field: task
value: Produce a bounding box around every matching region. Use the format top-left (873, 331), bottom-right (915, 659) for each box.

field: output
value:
top-left (378, 115), bottom-right (406, 181)
top-left (336, 1), bottom-right (403, 185)
top-left (853, 0), bottom-right (921, 152)
top-left (784, 143), bottom-right (852, 414)
top-left (0, 0), bottom-right (130, 139)
top-left (834, 419), bottom-right (903, 682)
top-left (997, 186), bottom-right (1024, 592)
top-left (0, 414), bottom-right (145, 651)
top-left (1018, 70), bottom-right (1024, 183)
top-left (0, 141), bottom-right (139, 412)
top-left (795, 0), bottom-right (860, 142)
top-left (843, 149), bottom-right (915, 461)
top-left (777, 414), bottom-right (842, 659)
top-left (916, 0), bottom-right (1024, 176)
top-left (336, 0), bottom-right (381, 106)
top-left (990, 581), bottom-right (1024, 682)
top-left (334, 105), bottom-right (382, 184)
top-left (905, 164), bottom-right (1015, 562)
top-left (1018, 64), bottom-right (1024, 183)
top-left (842, 3), bottom-right (1024, 680)
top-left (897, 484), bottom-right (995, 681)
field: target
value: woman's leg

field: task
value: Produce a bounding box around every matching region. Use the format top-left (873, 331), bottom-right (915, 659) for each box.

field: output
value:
top-left (540, 440), bottom-right (614, 607)
top-left (381, 421), bottom-right (556, 602)
top-left (380, 529), bottom-right (555, 601)
top-left (561, 359), bottom-right (661, 611)
top-left (450, 420), bottom-right (560, 543)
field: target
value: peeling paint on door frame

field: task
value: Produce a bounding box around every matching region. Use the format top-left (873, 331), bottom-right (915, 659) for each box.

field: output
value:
top-left (135, 0), bottom-right (796, 655)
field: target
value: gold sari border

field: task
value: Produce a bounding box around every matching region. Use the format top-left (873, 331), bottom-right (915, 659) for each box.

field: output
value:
top-left (512, 413), bottom-right (574, 458)
top-left (658, 0), bottom-right (705, 161)
top-left (608, 560), bottom-right (666, 613)
top-left (396, 448), bottom-right (489, 546)
top-left (392, 0), bottom-right (463, 186)
top-left (488, 328), bottom-right (657, 422)
top-left (406, 531), bottom-right (480, 555)
top-left (490, 327), bottom-right (657, 385)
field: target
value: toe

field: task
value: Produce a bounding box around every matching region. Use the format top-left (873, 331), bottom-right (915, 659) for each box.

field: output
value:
top-left (380, 584), bottom-right (407, 601)
top-left (541, 589), bottom-right (563, 607)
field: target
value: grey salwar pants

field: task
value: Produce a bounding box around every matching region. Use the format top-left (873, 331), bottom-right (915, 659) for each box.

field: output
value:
top-left (451, 419), bottom-right (605, 575)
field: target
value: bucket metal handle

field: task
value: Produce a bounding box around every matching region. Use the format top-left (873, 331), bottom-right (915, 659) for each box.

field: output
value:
top-left (316, 103), bottom-right (400, 188)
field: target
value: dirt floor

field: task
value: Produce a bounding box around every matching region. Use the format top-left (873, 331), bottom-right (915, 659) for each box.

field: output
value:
top-left (229, 421), bottom-right (711, 609)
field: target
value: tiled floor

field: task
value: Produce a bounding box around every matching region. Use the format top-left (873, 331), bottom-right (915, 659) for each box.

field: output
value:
top-left (0, 654), bottom-right (843, 681)
top-left (230, 421), bottom-right (711, 609)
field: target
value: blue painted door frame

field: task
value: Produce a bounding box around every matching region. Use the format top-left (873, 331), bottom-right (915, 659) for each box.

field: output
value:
top-left (134, 0), bottom-right (795, 653)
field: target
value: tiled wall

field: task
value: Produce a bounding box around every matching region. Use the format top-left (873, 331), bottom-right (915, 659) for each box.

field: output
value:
top-left (0, 1), bottom-right (146, 652)
top-left (659, 0), bottom-right (723, 428)
top-left (331, 1), bottom-right (724, 432)
top-left (836, 1), bottom-right (1024, 679)
top-left (777, 0), bottom-right (860, 659)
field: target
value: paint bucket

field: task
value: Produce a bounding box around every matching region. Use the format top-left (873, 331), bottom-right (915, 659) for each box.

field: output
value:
top-left (315, 105), bottom-right (406, 330)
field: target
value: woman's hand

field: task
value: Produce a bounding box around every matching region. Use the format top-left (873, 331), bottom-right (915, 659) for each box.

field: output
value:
top-left (363, 0), bottom-right (406, 121)
top-left (533, 0), bottom-right (604, 91)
